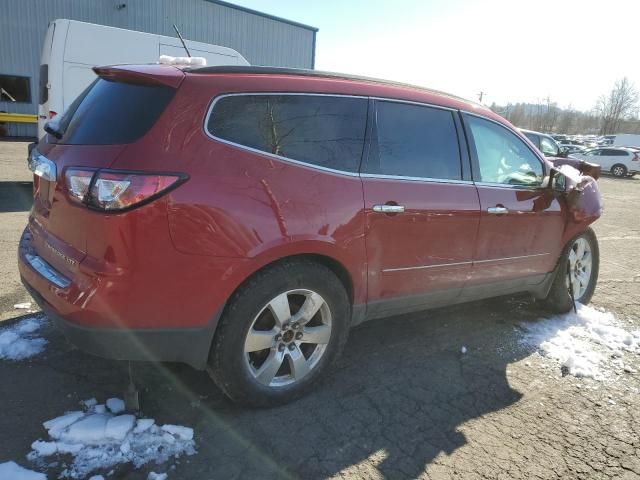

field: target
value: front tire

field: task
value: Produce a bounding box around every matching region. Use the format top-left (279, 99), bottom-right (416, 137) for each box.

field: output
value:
top-left (543, 228), bottom-right (599, 313)
top-left (208, 260), bottom-right (350, 407)
top-left (611, 164), bottom-right (627, 178)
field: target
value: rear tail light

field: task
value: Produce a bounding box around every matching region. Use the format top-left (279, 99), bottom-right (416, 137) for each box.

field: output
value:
top-left (48, 111), bottom-right (57, 119)
top-left (633, 153), bottom-right (639, 162)
top-left (65, 168), bottom-right (187, 212)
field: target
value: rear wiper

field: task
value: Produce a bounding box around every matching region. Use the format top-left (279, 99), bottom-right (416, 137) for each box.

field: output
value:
top-left (44, 121), bottom-right (63, 139)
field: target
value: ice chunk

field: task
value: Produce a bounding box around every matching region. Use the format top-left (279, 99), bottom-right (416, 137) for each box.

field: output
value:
top-left (104, 415), bottom-right (135, 441)
top-left (31, 440), bottom-right (57, 456)
top-left (148, 472), bottom-right (168, 480)
top-left (106, 398), bottom-right (125, 414)
top-left (59, 414), bottom-right (109, 444)
top-left (133, 418), bottom-right (155, 433)
top-left (14, 302), bottom-right (32, 309)
top-left (82, 398), bottom-right (98, 409)
top-left (89, 476), bottom-right (105, 480)
top-left (44, 411), bottom-right (84, 439)
top-left (161, 424), bottom-right (194, 441)
top-left (0, 461), bottom-right (46, 480)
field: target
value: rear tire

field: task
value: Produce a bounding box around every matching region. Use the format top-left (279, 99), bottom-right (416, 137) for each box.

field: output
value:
top-left (611, 164), bottom-right (627, 177)
top-left (543, 228), bottom-right (599, 313)
top-left (208, 260), bottom-right (350, 407)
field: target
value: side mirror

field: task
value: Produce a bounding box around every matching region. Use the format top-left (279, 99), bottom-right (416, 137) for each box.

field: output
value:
top-left (558, 147), bottom-right (569, 158)
top-left (551, 169), bottom-right (568, 192)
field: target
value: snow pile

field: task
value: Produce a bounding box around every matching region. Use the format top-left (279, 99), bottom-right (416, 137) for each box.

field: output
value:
top-left (0, 461), bottom-right (46, 480)
top-left (0, 317), bottom-right (47, 360)
top-left (158, 55), bottom-right (206, 67)
top-left (521, 304), bottom-right (640, 379)
top-left (28, 397), bottom-right (195, 479)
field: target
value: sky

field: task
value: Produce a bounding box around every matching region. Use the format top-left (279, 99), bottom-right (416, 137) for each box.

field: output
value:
top-left (231, 0), bottom-right (640, 111)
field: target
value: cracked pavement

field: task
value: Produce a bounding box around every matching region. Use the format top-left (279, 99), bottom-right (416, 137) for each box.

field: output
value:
top-left (0, 142), bottom-right (638, 479)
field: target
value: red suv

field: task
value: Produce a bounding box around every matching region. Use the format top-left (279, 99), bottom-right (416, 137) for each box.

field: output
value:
top-left (19, 65), bottom-right (603, 406)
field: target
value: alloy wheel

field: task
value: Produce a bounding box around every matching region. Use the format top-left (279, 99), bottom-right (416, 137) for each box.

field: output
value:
top-left (243, 289), bottom-right (332, 387)
top-left (566, 237), bottom-right (593, 301)
top-left (612, 166), bottom-right (626, 177)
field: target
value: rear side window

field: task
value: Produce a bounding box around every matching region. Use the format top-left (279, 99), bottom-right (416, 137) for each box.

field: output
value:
top-left (365, 101), bottom-right (461, 180)
top-left (603, 149), bottom-right (628, 156)
top-left (56, 78), bottom-right (175, 145)
top-left (207, 94), bottom-right (368, 172)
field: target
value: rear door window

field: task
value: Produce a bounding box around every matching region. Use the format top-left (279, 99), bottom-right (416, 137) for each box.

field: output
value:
top-left (207, 94), bottom-right (368, 173)
top-left (55, 78), bottom-right (175, 145)
top-left (364, 100), bottom-right (462, 180)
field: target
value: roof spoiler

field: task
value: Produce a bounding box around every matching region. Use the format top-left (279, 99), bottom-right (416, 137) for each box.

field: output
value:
top-left (92, 64), bottom-right (185, 88)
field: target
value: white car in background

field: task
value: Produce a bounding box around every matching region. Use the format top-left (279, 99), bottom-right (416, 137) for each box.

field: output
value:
top-left (572, 147), bottom-right (640, 177)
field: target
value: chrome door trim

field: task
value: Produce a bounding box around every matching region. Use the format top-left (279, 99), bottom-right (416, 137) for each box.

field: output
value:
top-left (382, 260), bottom-right (473, 273)
top-left (382, 252), bottom-right (551, 273)
top-left (473, 252), bottom-right (550, 264)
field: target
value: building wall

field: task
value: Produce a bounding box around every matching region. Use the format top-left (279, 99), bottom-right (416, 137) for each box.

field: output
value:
top-left (0, 0), bottom-right (316, 138)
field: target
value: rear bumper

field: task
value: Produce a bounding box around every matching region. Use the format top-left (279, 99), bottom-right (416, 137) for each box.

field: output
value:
top-left (22, 280), bottom-right (219, 370)
top-left (18, 225), bottom-right (226, 370)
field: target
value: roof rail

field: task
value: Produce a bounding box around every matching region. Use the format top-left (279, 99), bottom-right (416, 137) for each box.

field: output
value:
top-left (186, 66), bottom-right (475, 105)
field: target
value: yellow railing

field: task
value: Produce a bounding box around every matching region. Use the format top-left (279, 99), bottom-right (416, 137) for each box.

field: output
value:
top-left (0, 112), bottom-right (38, 124)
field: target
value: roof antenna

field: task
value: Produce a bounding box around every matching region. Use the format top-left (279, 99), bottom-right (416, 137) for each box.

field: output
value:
top-left (173, 24), bottom-right (191, 57)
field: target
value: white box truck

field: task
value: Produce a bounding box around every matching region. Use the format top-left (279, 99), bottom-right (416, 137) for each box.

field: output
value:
top-left (37, 19), bottom-right (249, 139)
top-left (612, 134), bottom-right (640, 148)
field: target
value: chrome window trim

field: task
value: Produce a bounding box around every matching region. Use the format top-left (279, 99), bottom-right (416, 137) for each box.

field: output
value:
top-left (382, 252), bottom-right (551, 273)
top-left (473, 181), bottom-right (547, 190)
top-left (24, 253), bottom-right (71, 289)
top-left (371, 96), bottom-right (457, 112)
top-left (203, 92), bottom-right (368, 178)
top-left (360, 173), bottom-right (473, 185)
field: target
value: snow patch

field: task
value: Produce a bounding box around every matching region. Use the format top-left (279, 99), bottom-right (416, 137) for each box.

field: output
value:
top-left (148, 472), bottom-right (168, 480)
top-left (106, 397), bottom-right (125, 414)
top-left (14, 302), bottom-right (32, 309)
top-left (27, 398), bottom-right (196, 479)
top-left (158, 54), bottom-right (206, 67)
top-left (0, 461), bottom-right (46, 480)
top-left (0, 316), bottom-right (47, 360)
top-left (520, 304), bottom-right (640, 380)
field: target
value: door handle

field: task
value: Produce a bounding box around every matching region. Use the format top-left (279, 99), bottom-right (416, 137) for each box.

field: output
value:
top-left (487, 206), bottom-right (509, 215)
top-left (373, 204), bottom-right (405, 214)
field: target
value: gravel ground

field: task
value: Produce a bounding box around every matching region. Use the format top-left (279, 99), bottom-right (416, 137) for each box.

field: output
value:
top-left (0, 141), bottom-right (638, 479)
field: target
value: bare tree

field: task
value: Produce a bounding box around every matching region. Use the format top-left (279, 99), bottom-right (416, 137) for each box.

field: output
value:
top-left (596, 77), bottom-right (639, 135)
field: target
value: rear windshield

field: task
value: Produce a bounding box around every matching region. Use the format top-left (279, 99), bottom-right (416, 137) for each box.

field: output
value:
top-left (54, 78), bottom-right (175, 145)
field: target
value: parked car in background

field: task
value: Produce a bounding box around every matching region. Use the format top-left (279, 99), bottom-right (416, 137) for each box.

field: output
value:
top-left (37, 19), bottom-right (249, 139)
top-left (552, 134), bottom-right (567, 142)
top-left (612, 134), bottom-right (640, 148)
top-left (573, 147), bottom-right (640, 177)
top-left (520, 128), bottom-right (568, 157)
top-left (560, 139), bottom-right (585, 146)
top-left (562, 145), bottom-right (589, 155)
top-left (20, 64), bottom-right (603, 406)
